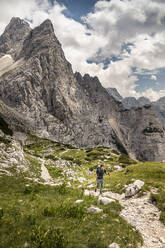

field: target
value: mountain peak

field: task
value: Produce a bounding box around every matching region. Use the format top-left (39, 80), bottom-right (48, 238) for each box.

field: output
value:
top-left (17, 18), bottom-right (61, 60)
top-left (40, 19), bottom-right (54, 29)
top-left (0, 17), bottom-right (31, 59)
top-left (7, 17), bottom-right (30, 28)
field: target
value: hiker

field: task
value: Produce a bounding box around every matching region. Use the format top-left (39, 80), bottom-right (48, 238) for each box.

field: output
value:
top-left (95, 164), bottom-right (108, 194)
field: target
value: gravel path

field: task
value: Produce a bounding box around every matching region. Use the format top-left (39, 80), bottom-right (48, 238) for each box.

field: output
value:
top-left (86, 190), bottom-right (165, 248)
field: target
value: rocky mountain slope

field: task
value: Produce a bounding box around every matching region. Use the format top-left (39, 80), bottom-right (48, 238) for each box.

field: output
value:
top-left (106, 88), bottom-right (165, 131)
top-left (153, 97), bottom-right (165, 127)
top-left (0, 17), bottom-right (165, 161)
top-left (106, 88), bottom-right (123, 102)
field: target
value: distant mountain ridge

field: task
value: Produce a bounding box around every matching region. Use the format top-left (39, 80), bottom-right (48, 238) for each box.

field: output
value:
top-left (106, 88), bottom-right (165, 128)
top-left (0, 17), bottom-right (165, 161)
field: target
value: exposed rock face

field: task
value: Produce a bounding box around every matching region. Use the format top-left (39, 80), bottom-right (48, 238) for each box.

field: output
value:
top-left (153, 97), bottom-right (165, 127)
top-left (0, 18), bottom-right (122, 150)
top-left (122, 96), bottom-right (151, 109)
top-left (106, 88), bottom-right (123, 102)
top-left (113, 105), bottom-right (165, 161)
top-left (138, 97), bottom-right (151, 107)
top-left (0, 17), bottom-right (31, 59)
top-left (122, 97), bottom-right (139, 109)
top-left (0, 17), bottom-right (165, 161)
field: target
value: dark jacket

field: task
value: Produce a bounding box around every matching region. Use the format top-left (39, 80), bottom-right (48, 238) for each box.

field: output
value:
top-left (96, 166), bottom-right (106, 179)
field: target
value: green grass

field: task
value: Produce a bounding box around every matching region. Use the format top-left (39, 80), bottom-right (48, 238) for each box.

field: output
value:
top-left (45, 164), bottom-right (63, 178)
top-left (3, 136), bottom-right (165, 247)
top-left (0, 173), bottom-right (143, 248)
top-left (25, 154), bottom-right (42, 178)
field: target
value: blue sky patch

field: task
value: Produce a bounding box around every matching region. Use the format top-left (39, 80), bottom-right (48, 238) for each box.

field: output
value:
top-left (50, 0), bottom-right (98, 21)
top-left (135, 68), bottom-right (165, 93)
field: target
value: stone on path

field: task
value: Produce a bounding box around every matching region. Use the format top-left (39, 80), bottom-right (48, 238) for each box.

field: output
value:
top-left (160, 237), bottom-right (165, 244)
top-left (125, 180), bottom-right (144, 197)
top-left (98, 196), bottom-right (115, 205)
top-left (108, 243), bottom-right (120, 248)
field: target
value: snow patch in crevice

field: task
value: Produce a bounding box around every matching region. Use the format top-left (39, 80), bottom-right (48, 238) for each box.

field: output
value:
top-left (0, 54), bottom-right (24, 77)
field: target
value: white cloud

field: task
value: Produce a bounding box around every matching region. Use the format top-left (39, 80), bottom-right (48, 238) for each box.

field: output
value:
top-left (136, 88), bottom-right (165, 101)
top-left (0, 0), bottom-right (165, 101)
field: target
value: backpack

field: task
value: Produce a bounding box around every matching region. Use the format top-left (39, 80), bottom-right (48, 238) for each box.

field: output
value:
top-left (96, 166), bottom-right (105, 179)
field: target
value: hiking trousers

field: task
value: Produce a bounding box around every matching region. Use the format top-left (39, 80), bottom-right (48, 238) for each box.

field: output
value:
top-left (96, 178), bottom-right (104, 193)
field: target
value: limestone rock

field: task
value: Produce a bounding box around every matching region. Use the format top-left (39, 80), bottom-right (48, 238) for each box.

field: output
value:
top-left (160, 237), bottom-right (165, 244)
top-left (0, 17), bottom-right (31, 59)
top-left (125, 180), bottom-right (145, 197)
top-left (108, 243), bottom-right (120, 248)
top-left (87, 206), bottom-right (103, 214)
top-left (98, 197), bottom-right (115, 205)
top-left (75, 200), bottom-right (84, 204)
top-left (114, 165), bottom-right (122, 171)
top-left (106, 88), bottom-right (123, 102)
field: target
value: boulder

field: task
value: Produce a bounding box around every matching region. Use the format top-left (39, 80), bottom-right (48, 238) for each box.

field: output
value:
top-left (75, 200), bottom-right (84, 204)
top-left (66, 182), bottom-right (72, 187)
top-left (108, 243), bottom-right (120, 248)
top-left (84, 189), bottom-right (90, 196)
top-left (98, 197), bottom-right (115, 205)
top-left (77, 177), bottom-right (86, 183)
top-left (160, 237), bottom-right (165, 244)
top-left (87, 206), bottom-right (103, 214)
top-left (125, 180), bottom-right (144, 197)
top-left (87, 184), bottom-right (95, 188)
top-left (114, 165), bottom-right (122, 171)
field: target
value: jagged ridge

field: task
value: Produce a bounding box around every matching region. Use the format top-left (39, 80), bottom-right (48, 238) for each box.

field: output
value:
top-left (0, 17), bottom-right (164, 161)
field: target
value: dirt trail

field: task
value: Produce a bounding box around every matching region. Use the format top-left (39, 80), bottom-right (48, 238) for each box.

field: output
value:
top-left (86, 190), bottom-right (165, 248)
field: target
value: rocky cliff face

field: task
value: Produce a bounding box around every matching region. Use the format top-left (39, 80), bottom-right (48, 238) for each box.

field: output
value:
top-left (106, 88), bottom-right (123, 102)
top-left (0, 17), bottom-right (165, 161)
top-left (153, 97), bottom-right (165, 127)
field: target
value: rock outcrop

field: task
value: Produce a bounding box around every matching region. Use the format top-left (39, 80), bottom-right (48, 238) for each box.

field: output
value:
top-left (153, 97), bottom-right (165, 127)
top-left (0, 17), bottom-right (165, 161)
top-left (106, 88), bottom-right (123, 102)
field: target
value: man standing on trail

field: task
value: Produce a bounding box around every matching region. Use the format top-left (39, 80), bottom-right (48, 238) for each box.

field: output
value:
top-left (95, 164), bottom-right (107, 194)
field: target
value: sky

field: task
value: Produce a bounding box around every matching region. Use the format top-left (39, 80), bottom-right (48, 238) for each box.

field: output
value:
top-left (0, 0), bottom-right (165, 101)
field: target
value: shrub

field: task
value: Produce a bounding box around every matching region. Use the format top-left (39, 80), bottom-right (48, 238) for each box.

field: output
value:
top-left (55, 204), bottom-right (86, 220)
top-left (55, 183), bottom-right (68, 195)
top-left (119, 154), bottom-right (137, 165)
top-left (89, 165), bottom-right (98, 172)
top-left (24, 214), bottom-right (36, 225)
top-left (61, 155), bottom-right (74, 161)
top-left (111, 149), bottom-right (120, 155)
top-left (74, 159), bottom-right (82, 166)
top-left (23, 184), bottom-right (41, 195)
top-left (31, 225), bottom-right (68, 248)
top-left (45, 155), bottom-right (58, 161)
top-left (42, 206), bottom-right (55, 217)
